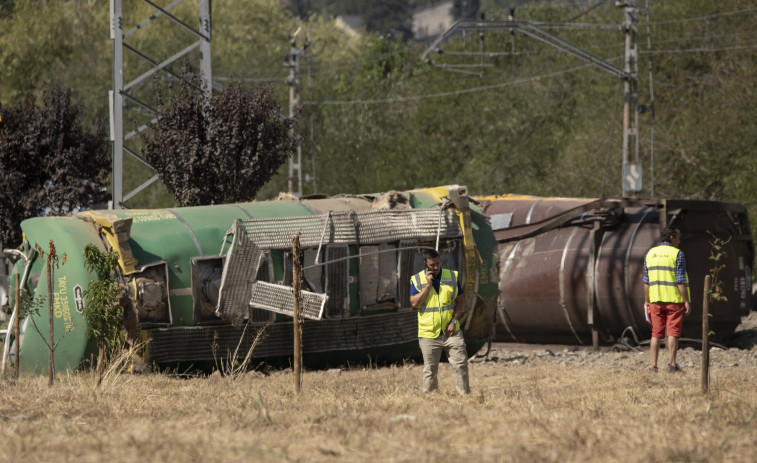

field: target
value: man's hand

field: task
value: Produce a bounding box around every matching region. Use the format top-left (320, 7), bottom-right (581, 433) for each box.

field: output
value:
top-left (445, 320), bottom-right (456, 336)
top-left (684, 301), bottom-right (691, 316)
top-left (425, 269), bottom-right (435, 285)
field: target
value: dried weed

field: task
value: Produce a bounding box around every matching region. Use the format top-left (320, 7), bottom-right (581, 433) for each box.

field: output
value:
top-left (0, 357), bottom-right (754, 462)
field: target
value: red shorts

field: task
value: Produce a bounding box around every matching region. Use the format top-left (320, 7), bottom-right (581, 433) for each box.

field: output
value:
top-left (649, 302), bottom-right (685, 338)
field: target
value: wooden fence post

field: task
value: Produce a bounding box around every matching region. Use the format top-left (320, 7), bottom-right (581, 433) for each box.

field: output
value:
top-left (292, 233), bottom-right (302, 393)
top-left (702, 275), bottom-right (711, 395)
top-left (47, 253), bottom-right (55, 387)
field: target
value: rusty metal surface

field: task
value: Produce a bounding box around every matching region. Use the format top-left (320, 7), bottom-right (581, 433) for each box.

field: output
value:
top-left (477, 196), bottom-right (753, 344)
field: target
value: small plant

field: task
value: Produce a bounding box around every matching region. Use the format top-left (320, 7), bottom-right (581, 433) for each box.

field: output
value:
top-left (28, 240), bottom-right (67, 387)
top-left (213, 323), bottom-right (268, 380)
top-left (82, 244), bottom-right (125, 386)
top-left (706, 230), bottom-right (731, 303)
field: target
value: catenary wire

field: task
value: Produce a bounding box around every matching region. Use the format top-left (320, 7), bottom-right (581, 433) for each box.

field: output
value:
top-left (302, 63), bottom-right (595, 105)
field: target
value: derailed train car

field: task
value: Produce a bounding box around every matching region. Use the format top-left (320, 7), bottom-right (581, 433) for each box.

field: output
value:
top-left (475, 194), bottom-right (754, 345)
top-left (1, 186), bottom-right (753, 373)
top-left (1, 185), bottom-right (499, 372)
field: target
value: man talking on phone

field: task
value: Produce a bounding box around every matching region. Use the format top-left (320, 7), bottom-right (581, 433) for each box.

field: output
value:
top-left (409, 248), bottom-right (470, 395)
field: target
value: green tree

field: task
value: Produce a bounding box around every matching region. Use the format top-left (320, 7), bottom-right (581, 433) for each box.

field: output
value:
top-left (82, 244), bottom-right (124, 387)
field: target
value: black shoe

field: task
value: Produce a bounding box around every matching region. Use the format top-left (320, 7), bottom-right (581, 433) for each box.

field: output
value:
top-left (667, 363), bottom-right (681, 373)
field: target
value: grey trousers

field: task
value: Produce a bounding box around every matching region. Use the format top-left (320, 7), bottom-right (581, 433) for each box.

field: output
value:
top-left (418, 330), bottom-right (470, 395)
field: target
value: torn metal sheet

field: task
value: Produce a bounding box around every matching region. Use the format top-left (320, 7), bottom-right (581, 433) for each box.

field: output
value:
top-left (249, 281), bottom-right (327, 320)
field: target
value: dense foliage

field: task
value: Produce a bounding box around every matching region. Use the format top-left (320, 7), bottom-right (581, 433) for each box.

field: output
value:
top-left (0, 85), bottom-right (109, 247)
top-left (141, 74), bottom-right (295, 207)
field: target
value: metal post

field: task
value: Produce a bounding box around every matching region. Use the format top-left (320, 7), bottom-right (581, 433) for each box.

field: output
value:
top-left (702, 275), bottom-right (711, 395)
top-left (199, 0), bottom-right (212, 99)
top-left (110, 0), bottom-right (124, 208)
top-left (286, 33), bottom-right (308, 197)
top-left (645, 0), bottom-right (656, 198)
top-left (621, 2), bottom-right (639, 197)
top-left (292, 233), bottom-right (302, 393)
top-left (110, 0), bottom-right (212, 208)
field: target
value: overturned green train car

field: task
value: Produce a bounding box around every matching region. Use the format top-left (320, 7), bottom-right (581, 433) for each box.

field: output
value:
top-left (1, 185), bottom-right (499, 372)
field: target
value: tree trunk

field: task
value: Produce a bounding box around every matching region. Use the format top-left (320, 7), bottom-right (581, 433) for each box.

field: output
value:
top-left (292, 233), bottom-right (302, 394)
top-left (47, 262), bottom-right (54, 387)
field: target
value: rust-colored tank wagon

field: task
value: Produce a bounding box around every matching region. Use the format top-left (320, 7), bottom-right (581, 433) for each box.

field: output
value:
top-left (475, 194), bottom-right (753, 345)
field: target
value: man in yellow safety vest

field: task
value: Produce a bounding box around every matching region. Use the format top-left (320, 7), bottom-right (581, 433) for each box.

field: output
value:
top-left (643, 227), bottom-right (691, 373)
top-left (410, 249), bottom-right (469, 394)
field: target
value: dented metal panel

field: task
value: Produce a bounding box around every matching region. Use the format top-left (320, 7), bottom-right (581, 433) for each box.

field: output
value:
top-left (236, 209), bottom-right (462, 250)
top-left (215, 224), bottom-right (263, 326)
top-left (249, 281), bottom-right (326, 320)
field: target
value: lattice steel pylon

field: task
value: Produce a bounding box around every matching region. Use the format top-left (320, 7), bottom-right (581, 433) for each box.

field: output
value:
top-left (109, 0), bottom-right (212, 209)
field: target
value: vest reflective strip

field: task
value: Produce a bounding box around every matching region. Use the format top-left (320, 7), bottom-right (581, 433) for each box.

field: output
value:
top-left (648, 280), bottom-right (680, 287)
top-left (647, 266), bottom-right (676, 272)
top-left (417, 303), bottom-right (456, 314)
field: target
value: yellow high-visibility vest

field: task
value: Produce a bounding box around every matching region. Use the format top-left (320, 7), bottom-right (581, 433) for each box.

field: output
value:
top-left (645, 244), bottom-right (690, 303)
top-left (411, 268), bottom-right (459, 338)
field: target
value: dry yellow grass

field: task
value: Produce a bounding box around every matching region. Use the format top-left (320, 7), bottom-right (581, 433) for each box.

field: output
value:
top-left (0, 354), bottom-right (755, 463)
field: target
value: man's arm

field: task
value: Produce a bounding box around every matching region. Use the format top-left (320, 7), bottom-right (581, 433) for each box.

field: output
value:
top-left (410, 270), bottom-right (434, 309)
top-left (410, 284), bottom-right (430, 308)
top-left (676, 251), bottom-right (691, 315)
top-left (678, 283), bottom-right (691, 315)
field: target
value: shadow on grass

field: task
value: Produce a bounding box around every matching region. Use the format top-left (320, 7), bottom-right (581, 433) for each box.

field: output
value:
top-left (726, 328), bottom-right (757, 350)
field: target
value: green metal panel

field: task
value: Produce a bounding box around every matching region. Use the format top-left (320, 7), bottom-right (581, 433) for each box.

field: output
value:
top-left (18, 217), bottom-right (103, 373)
top-left (91, 202), bottom-right (316, 326)
top-left (235, 201), bottom-right (317, 219)
top-left (408, 191), bottom-right (441, 209)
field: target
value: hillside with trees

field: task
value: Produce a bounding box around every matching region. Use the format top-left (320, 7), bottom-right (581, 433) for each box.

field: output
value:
top-left (1, 0), bottom-right (757, 237)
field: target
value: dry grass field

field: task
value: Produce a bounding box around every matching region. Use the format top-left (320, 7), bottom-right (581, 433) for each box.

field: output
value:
top-left (0, 343), bottom-right (755, 463)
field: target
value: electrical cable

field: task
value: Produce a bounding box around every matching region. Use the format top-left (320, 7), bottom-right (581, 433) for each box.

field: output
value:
top-left (302, 63), bottom-right (595, 105)
top-left (646, 7), bottom-right (757, 24)
top-left (639, 30), bottom-right (757, 47)
top-left (641, 41), bottom-right (757, 55)
top-left (562, 0), bottom-right (613, 23)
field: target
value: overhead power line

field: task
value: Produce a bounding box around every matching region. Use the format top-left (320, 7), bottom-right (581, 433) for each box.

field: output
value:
top-left (563, 0), bottom-right (613, 23)
top-left (302, 63), bottom-right (595, 106)
top-left (646, 7), bottom-right (757, 25)
top-left (641, 41), bottom-right (757, 55)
